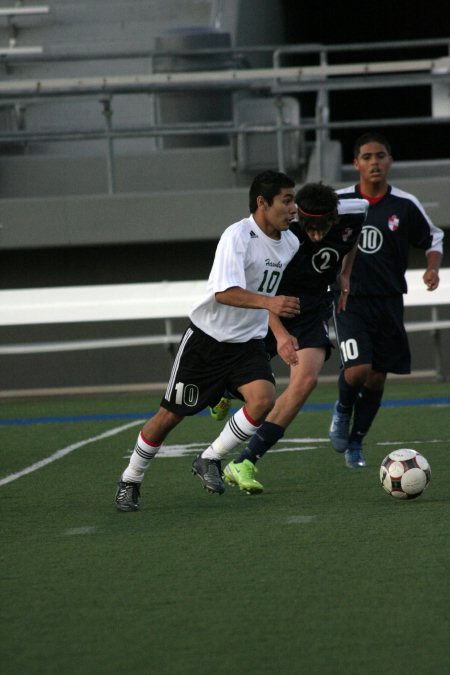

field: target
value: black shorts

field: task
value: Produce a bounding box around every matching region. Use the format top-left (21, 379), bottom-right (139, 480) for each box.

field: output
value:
top-left (160, 323), bottom-right (275, 416)
top-left (265, 296), bottom-right (333, 362)
top-left (332, 294), bottom-right (411, 374)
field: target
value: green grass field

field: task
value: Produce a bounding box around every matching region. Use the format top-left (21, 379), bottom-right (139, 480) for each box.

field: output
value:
top-left (1, 380), bottom-right (449, 675)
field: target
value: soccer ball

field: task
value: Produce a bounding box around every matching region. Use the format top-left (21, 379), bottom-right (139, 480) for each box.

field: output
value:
top-left (379, 448), bottom-right (431, 499)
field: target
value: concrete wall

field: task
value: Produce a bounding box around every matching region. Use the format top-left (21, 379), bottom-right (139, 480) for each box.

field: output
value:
top-left (1, 0), bottom-right (215, 58)
top-left (0, 171), bottom-right (448, 252)
top-left (213, 0), bottom-right (285, 62)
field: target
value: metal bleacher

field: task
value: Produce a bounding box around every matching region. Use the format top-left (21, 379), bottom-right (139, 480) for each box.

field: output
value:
top-left (0, 3), bottom-right (448, 245)
top-left (0, 0), bottom-right (449, 392)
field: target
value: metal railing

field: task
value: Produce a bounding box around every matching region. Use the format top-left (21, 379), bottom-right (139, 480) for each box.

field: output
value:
top-left (0, 37), bottom-right (449, 193)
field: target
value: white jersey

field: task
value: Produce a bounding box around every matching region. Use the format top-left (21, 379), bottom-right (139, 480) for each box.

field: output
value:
top-left (189, 215), bottom-right (300, 342)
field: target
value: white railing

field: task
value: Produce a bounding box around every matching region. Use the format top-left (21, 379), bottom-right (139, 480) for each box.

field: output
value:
top-left (1, 270), bottom-right (449, 379)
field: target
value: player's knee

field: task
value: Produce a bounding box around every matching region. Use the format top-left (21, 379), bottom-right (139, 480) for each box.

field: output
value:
top-left (366, 370), bottom-right (387, 389)
top-left (247, 392), bottom-right (275, 422)
top-left (344, 364), bottom-right (370, 388)
top-left (302, 373), bottom-right (318, 393)
top-left (288, 372), bottom-right (317, 399)
top-left (143, 407), bottom-right (183, 437)
top-left (260, 393), bottom-right (276, 417)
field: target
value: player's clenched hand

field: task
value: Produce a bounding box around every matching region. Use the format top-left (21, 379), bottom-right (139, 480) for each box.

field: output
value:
top-left (423, 268), bottom-right (440, 291)
top-left (268, 295), bottom-right (300, 318)
top-left (277, 334), bottom-right (299, 366)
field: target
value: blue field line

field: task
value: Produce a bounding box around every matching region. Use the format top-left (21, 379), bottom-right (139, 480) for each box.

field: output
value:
top-left (0, 396), bottom-right (449, 426)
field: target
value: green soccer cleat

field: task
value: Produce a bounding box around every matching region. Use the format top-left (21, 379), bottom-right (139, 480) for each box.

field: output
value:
top-left (223, 459), bottom-right (263, 494)
top-left (209, 396), bottom-right (231, 421)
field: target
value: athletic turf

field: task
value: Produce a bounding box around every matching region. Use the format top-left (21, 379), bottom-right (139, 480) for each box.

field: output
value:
top-left (1, 381), bottom-right (449, 675)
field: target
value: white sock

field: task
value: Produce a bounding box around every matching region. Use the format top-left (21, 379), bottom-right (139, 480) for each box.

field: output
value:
top-left (122, 432), bottom-right (161, 483)
top-left (202, 407), bottom-right (260, 460)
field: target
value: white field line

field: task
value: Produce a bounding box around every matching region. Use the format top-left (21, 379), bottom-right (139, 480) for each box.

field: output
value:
top-left (0, 419), bottom-right (145, 487)
top-left (2, 427), bottom-right (447, 487)
top-left (63, 526), bottom-right (98, 536)
top-left (127, 438), bottom-right (330, 459)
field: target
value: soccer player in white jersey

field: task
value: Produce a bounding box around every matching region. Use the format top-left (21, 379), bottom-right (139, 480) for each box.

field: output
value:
top-left (115, 170), bottom-right (300, 510)
top-left (329, 132), bottom-right (444, 468)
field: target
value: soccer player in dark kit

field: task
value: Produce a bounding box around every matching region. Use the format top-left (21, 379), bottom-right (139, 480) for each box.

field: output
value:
top-left (328, 132), bottom-right (444, 469)
top-left (219, 182), bottom-right (369, 493)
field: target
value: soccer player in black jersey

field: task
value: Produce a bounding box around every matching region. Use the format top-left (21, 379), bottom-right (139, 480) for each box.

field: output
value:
top-left (222, 183), bottom-right (369, 494)
top-left (328, 132), bottom-right (444, 469)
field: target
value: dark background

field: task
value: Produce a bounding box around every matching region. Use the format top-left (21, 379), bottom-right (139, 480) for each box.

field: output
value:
top-left (282, 0), bottom-right (450, 162)
top-left (283, 0), bottom-right (450, 43)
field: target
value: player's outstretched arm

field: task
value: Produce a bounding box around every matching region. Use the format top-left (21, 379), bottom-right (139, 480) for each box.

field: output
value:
top-left (215, 287), bottom-right (300, 318)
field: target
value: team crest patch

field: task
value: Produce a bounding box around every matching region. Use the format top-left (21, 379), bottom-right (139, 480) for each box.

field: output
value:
top-left (388, 215), bottom-right (400, 231)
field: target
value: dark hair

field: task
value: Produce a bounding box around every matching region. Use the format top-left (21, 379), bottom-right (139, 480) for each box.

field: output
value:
top-left (295, 182), bottom-right (339, 232)
top-left (249, 170), bottom-right (295, 213)
top-left (353, 132), bottom-right (392, 158)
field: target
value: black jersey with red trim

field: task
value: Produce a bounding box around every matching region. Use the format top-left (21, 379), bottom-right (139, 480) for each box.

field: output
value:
top-left (277, 198), bottom-right (368, 311)
top-left (336, 184), bottom-right (444, 296)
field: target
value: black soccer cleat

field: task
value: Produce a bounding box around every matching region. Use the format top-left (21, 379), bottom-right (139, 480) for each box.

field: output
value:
top-left (192, 455), bottom-right (225, 494)
top-left (115, 480), bottom-right (141, 511)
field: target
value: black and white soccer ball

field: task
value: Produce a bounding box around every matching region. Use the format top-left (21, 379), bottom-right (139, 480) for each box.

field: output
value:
top-left (379, 448), bottom-right (431, 499)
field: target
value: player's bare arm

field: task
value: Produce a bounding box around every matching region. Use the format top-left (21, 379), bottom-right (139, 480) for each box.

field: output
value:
top-left (215, 287), bottom-right (300, 318)
top-left (336, 238), bottom-right (359, 313)
top-left (267, 294), bottom-right (301, 318)
top-left (423, 251), bottom-right (442, 291)
top-left (269, 313), bottom-right (299, 366)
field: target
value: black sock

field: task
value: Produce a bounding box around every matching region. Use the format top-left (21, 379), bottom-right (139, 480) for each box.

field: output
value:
top-left (337, 370), bottom-right (361, 412)
top-left (349, 386), bottom-right (384, 444)
top-left (235, 421), bottom-right (284, 464)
